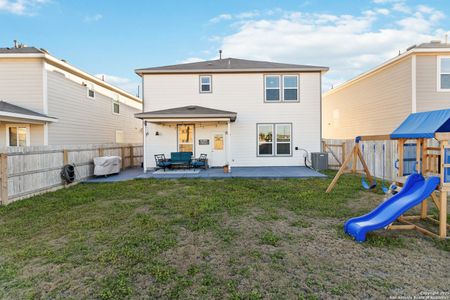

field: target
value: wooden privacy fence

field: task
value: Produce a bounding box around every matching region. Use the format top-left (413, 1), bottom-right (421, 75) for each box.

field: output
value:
top-left (322, 141), bottom-right (346, 169)
top-left (323, 139), bottom-right (399, 181)
top-left (0, 143), bottom-right (143, 205)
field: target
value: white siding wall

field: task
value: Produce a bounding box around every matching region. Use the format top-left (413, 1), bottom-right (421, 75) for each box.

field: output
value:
top-left (47, 70), bottom-right (142, 145)
top-left (146, 122), bottom-right (228, 167)
top-left (143, 72), bottom-right (322, 168)
top-left (0, 58), bottom-right (44, 113)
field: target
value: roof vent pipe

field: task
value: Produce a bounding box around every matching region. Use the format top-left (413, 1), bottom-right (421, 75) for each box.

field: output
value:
top-left (219, 49), bottom-right (222, 59)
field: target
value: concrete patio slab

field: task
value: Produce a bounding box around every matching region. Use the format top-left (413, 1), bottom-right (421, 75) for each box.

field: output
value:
top-left (83, 166), bottom-right (326, 183)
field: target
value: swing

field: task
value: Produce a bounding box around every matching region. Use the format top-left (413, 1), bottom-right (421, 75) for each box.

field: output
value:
top-left (361, 144), bottom-right (377, 190)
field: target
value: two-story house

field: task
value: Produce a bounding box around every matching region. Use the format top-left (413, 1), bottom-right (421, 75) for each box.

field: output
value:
top-left (135, 58), bottom-right (328, 171)
top-left (0, 45), bottom-right (143, 147)
top-left (323, 40), bottom-right (450, 139)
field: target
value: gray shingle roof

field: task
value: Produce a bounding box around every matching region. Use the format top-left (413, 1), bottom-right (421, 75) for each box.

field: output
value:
top-left (410, 41), bottom-right (450, 50)
top-left (135, 105), bottom-right (237, 122)
top-left (136, 58), bottom-right (328, 74)
top-left (0, 47), bottom-right (45, 54)
top-left (0, 101), bottom-right (57, 121)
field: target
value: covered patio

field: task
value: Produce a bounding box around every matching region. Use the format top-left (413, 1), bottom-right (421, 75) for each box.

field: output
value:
top-left (135, 105), bottom-right (237, 171)
top-left (84, 166), bottom-right (326, 182)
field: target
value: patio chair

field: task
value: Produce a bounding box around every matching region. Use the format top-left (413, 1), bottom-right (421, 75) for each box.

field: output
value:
top-left (191, 153), bottom-right (208, 169)
top-left (154, 154), bottom-right (172, 171)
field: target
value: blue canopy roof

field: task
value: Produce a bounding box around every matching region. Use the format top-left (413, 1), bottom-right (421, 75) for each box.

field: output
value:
top-left (390, 109), bottom-right (450, 139)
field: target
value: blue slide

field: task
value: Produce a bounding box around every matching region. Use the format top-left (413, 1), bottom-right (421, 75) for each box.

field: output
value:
top-left (344, 173), bottom-right (440, 242)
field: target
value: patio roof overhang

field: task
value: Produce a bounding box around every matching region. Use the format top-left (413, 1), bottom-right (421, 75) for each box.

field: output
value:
top-left (0, 101), bottom-right (58, 124)
top-left (135, 105), bottom-right (237, 122)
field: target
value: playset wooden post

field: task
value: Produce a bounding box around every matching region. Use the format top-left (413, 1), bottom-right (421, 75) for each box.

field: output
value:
top-left (326, 133), bottom-right (449, 239)
top-left (326, 135), bottom-right (390, 193)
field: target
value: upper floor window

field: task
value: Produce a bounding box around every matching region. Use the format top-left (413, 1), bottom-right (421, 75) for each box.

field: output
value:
top-left (87, 82), bottom-right (95, 99)
top-left (283, 75), bottom-right (298, 101)
top-left (200, 75), bottom-right (212, 93)
top-left (265, 75), bottom-right (280, 101)
top-left (113, 94), bottom-right (120, 115)
top-left (265, 75), bottom-right (299, 102)
top-left (438, 57), bottom-right (450, 91)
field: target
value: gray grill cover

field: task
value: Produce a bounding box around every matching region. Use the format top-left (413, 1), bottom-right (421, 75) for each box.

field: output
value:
top-left (93, 156), bottom-right (122, 176)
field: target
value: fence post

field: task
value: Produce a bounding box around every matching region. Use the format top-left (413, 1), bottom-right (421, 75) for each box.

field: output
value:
top-left (0, 153), bottom-right (8, 205)
top-left (99, 147), bottom-right (104, 157)
top-left (130, 146), bottom-right (134, 168)
top-left (342, 142), bottom-right (346, 170)
top-left (63, 149), bottom-right (68, 165)
top-left (121, 147), bottom-right (125, 170)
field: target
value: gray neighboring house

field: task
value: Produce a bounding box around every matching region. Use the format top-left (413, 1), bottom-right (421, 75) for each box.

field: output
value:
top-left (0, 45), bottom-right (143, 147)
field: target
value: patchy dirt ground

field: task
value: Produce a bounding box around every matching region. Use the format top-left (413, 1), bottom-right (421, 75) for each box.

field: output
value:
top-left (0, 176), bottom-right (448, 299)
top-left (159, 202), bottom-right (449, 299)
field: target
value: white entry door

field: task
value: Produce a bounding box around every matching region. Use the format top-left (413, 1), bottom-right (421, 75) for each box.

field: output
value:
top-left (210, 132), bottom-right (226, 167)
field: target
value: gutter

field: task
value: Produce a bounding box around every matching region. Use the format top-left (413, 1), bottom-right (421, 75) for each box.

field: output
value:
top-left (0, 53), bottom-right (142, 104)
top-left (0, 111), bottom-right (58, 123)
top-left (135, 67), bottom-right (329, 76)
top-left (324, 47), bottom-right (450, 97)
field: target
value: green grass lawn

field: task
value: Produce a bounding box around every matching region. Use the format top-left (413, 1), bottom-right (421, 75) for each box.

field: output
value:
top-left (0, 171), bottom-right (449, 299)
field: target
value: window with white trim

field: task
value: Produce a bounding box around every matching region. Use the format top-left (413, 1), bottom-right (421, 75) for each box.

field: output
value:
top-left (438, 57), bottom-right (450, 90)
top-left (6, 125), bottom-right (29, 147)
top-left (265, 75), bottom-right (280, 101)
top-left (113, 94), bottom-right (120, 115)
top-left (87, 82), bottom-right (95, 99)
top-left (258, 124), bottom-right (273, 155)
top-left (178, 124), bottom-right (195, 154)
top-left (257, 123), bottom-right (292, 156)
top-left (275, 124), bottom-right (292, 155)
top-left (283, 75), bottom-right (298, 101)
top-left (265, 75), bottom-right (299, 102)
top-left (200, 75), bottom-right (212, 93)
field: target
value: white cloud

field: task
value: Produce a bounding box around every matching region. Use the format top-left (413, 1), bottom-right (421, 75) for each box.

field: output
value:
top-left (84, 13), bottom-right (103, 22)
top-left (236, 11), bottom-right (259, 19)
top-left (200, 5), bottom-right (447, 91)
top-left (0, 0), bottom-right (48, 15)
top-left (209, 10), bottom-right (262, 24)
top-left (209, 13), bottom-right (232, 23)
top-left (95, 74), bottom-right (139, 95)
top-left (375, 8), bottom-right (390, 15)
top-left (392, 2), bottom-right (411, 14)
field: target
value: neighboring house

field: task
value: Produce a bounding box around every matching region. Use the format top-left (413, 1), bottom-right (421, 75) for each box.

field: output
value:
top-left (323, 40), bottom-right (450, 139)
top-left (0, 45), bottom-right (143, 147)
top-left (135, 58), bottom-right (328, 171)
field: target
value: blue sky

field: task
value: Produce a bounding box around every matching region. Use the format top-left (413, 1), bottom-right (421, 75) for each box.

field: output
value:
top-left (1, 0), bottom-right (449, 94)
